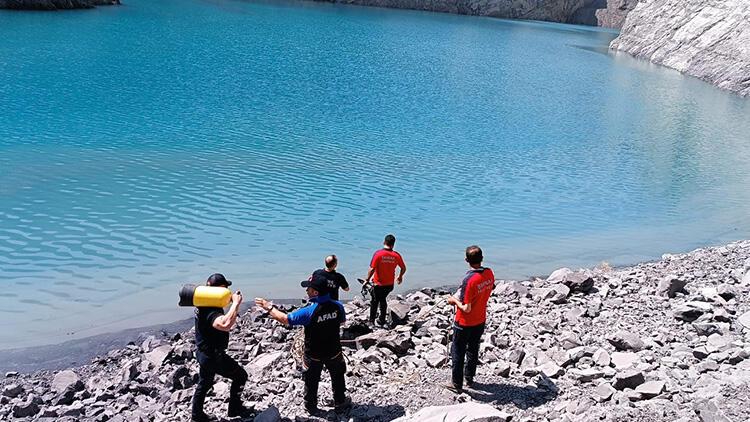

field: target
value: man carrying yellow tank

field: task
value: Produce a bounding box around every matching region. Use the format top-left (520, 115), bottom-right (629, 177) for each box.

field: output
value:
top-left (191, 273), bottom-right (249, 422)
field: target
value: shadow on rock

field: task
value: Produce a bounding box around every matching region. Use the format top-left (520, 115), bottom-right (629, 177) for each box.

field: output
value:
top-left (291, 402), bottom-right (405, 421)
top-left (466, 376), bottom-right (558, 410)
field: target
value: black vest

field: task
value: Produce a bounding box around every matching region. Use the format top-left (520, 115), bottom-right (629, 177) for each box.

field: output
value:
top-left (304, 301), bottom-right (344, 360)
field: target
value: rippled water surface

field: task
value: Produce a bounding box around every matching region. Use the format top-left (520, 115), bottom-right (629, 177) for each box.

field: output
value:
top-left (1, 0), bottom-right (750, 348)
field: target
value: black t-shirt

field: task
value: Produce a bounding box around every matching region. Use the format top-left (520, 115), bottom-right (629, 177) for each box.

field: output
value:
top-left (312, 269), bottom-right (349, 300)
top-left (195, 307), bottom-right (229, 353)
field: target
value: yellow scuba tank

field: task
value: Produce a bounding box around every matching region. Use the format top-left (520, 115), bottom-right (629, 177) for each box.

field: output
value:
top-left (179, 284), bottom-right (232, 307)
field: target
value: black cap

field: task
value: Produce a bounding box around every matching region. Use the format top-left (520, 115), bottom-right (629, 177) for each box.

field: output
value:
top-left (207, 273), bottom-right (232, 287)
top-left (300, 274), bottom-right (328, 293)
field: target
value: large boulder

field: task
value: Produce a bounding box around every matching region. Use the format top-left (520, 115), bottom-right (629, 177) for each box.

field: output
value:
top-left (392, 402), bottom-right (512, 422)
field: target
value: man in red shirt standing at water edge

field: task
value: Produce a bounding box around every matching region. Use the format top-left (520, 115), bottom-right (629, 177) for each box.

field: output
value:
top-left (445, 245), bottom-right (495, 393)
top-left (365, 234), bottom-right (406, 326)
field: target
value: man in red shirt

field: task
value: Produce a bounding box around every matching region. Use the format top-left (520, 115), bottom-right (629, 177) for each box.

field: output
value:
top-left (365, 234), bottom-right (406, 326)
top-left (445, 245), bottom-right (494, 393)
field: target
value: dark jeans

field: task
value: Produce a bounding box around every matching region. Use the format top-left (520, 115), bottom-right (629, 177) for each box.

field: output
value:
top-left (369, 285), bottom-right (394, 324)
top-left (192, 350), bottom-right (248, 416)
top-left (303, 353), bottom-right (346, 407)
top-left (451, 322), bottom-right (485, 389)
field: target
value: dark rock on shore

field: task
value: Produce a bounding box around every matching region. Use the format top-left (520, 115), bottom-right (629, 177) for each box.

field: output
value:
top-left (0, 0), bottom-right (119, 10)
top-left (1, 240), bottom-right (749, 421)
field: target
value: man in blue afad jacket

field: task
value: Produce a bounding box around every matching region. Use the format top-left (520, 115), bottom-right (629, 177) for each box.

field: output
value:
top-left (255, 277), bottom-right (352, 414)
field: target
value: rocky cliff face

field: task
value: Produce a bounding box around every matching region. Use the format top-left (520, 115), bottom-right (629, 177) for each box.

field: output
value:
top-left (318, 0), bottom-right (635, 27)
top-left (595, 0), bottom-right (638, 28)
top-left (611, 0), bottom-right (750, 97)
top-left (0, 0), bottom-right (119, 10)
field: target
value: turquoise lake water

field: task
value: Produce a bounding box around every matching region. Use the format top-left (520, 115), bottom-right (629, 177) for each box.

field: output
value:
top-left (1, 0), bottom-right (750, 349)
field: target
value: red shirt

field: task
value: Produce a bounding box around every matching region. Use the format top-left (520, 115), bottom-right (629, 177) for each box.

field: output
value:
top-left (455, 267), bottom-right (495, 327)
top-left (370, 248), bottom-right (405, 286)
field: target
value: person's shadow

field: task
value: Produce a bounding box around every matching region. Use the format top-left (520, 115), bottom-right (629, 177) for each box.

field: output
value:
top-left (465, 375), bottom-right (559, 410)
top-left (280, 402), bottom-right (406, 421)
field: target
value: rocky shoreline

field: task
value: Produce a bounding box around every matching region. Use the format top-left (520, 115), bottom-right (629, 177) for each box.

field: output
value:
top-left (309, 0), bottom-right (636, 28)
top-left (2, 240), bottom-right (750, 421)
top-left (0, 0), bottom-right (119, 10)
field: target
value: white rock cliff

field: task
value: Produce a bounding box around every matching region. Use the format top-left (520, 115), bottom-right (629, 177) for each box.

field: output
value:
top-left (611, 0), bottom-right (750, 96)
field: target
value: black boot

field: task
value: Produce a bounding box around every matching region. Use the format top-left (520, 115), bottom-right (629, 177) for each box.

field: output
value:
top-left (228, 399), bottom-right (251, 418)
top-left (191, 411), bottom-right (213, 422)
top-left (334, 397), bottom-right (353, 413)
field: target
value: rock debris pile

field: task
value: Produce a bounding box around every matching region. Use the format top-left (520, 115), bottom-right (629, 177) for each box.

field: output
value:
top-left (2, 240), bottom-right (750, 421)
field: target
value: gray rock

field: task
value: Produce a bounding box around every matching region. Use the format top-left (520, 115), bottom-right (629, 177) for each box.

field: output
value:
top-left (355, 332), bottom-right (379, 349)
top-left (2, 383), bottom-right (22, 398)
top-left (539, 361), bottom-right (564, 378)
top-left (716, 285), bottom-right (736, 301)
top-left (656, 275), bottom-right (688, 298)
top-left (593, 348), bottom-right (611, 366)
top-left (392, 402), bottom-right (512, 422)
top-left (693, 322), bottom-right (722, 337)
top-left (144, 345), bottom-right (171, 368)
top-left (569, 368), bottom-right (604, 383)
top-left (494, 361), bottom-right (511, 378)
top-left (697, 360), bottom-right (719, 373)
top-left (595, 0), bottom-right (639, 28)
top-left (377, 332), bottom-right (413, 355)
top-left (611, 0), bottom-right (750, 97)
top-left (562, 272), bottom-right (595, 293)
top-left (249, 351), bottom-right (284, 373)
top-left (607, 330), bottom-right (645, 351)
top-left (424, 349), bottom-right (448, 368)
top-left (549, 284), bottom-right (571, 303)
top-left (635, 380), bottom-right (665, 398)
top-left (12, 394), bottom-right (41, 418)
top-left (695, 399), bottom-right (732, 422)
top-left (594, 382), bottom-right (616, 402)
top-left (612, 369), bottom-right (645, 390)
top-left (52, 370), bottom-right (84, 394)
top-left (738, 311), bottom-right (750, 330)
top-left (674, 303), bottom-right (708, 322)
top-left (547, 267), bottom-right (573, 283)
top-left (508, 348), bottom-right (525, 365)
top-left (388, 300), bottom-right (411, 325)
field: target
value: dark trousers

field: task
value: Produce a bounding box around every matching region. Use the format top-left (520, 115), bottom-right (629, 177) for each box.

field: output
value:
top-left (303, 353), bottom-right (346, 407)
top-left (369, 285), bottom-right (394, 324)
top-left (192, 350), bottom-right (248, 416)
top-left (451, 323), bottom-right (485, 389)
